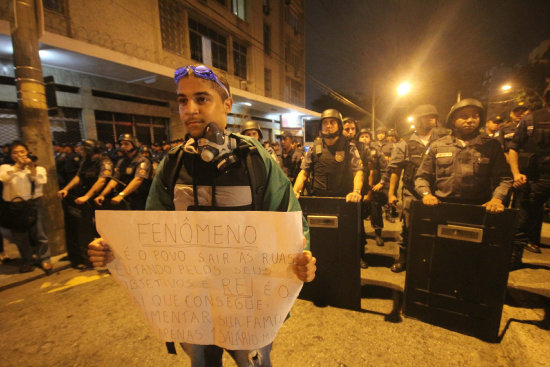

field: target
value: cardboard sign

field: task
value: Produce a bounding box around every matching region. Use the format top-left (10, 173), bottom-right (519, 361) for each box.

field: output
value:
top-left (96, 210), bottom-right (304, 350)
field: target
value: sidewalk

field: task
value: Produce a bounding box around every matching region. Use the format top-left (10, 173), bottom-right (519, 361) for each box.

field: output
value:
top-left (0, 234), bottom-right (72, 291)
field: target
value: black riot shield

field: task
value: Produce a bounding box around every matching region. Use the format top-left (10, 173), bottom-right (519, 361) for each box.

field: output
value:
top-left (298, 196), bottom-right (362, 310)
top-left (403, 201), bottom-right (517, 341)
top-left (64, 197), bottom-right (98, 266)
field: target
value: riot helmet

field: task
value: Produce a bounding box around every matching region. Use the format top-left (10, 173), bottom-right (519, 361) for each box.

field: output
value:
top-left (412, 104), bottom-right (439, 120)
top-left (118, 133), bottom-right (139, 147)
top-left (445, 98), bottom-right (485, 128)
top-left (241, 120), bottom-right (263, 140)
top-left (320, 109), bottom-right (343, 138)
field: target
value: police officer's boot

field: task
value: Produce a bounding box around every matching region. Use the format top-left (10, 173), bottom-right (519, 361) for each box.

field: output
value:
top-left (374, 228), bottom-right (384, 247)
top-left (390, 248), bottom-right (406, 273)
top-left (509, 243), bottom-right (524, 271)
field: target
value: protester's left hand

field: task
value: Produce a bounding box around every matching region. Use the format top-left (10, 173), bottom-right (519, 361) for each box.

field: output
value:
top-left (292, 237), bottom-right (316, 282)
top-left (482, 198), bottom-right (504, 214)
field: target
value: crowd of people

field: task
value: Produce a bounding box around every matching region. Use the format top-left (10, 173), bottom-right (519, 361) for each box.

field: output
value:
top-left (0, 62), bottom-right (549, 366)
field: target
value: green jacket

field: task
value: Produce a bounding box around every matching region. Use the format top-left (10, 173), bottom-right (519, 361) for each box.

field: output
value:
top-left (145, 134), bottom-right (310, 249)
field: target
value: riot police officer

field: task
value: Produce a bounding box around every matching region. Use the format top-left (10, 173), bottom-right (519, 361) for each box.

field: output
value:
top-left (293, 109), bottom-right (363, 201)
top-left (485, 114), bottom-right (504, 138)
top-left (277, 130), bottom-right (303, 184)
top-left (241, 120), bottom-right (281, 165)
top-left (94, 134), bottom-right (152, 210)
top-left (358, 128), bottom-right (388, 267)
top-left (387, 104), bottom-right (445, 272)
top-left (57, 139), bottom-right (113, 267)
top-left (342, 117), bottom-right (359, 142)
top-left (415, 98), bottom-right (511, 212)
top-left (508, 103), bottom-right (550, 261)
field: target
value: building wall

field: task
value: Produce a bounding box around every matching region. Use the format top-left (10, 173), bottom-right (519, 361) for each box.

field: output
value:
top-left (0, 0), bottom-right (307, 143)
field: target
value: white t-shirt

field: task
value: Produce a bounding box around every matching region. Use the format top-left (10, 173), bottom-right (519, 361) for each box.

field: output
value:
top-left (0, 164), bottom-right (47, 201)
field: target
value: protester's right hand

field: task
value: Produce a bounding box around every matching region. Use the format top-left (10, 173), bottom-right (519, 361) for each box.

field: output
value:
top-left (513, 173), bottom-right (527, 188)
top-left (94, 195), bottom-right (105, 206)
top-left (57, 189), bottom-right (68, 199)
top-left (88, 238), bottom-right (113, 267)
top-left (422, 194), bottom-right (439, 206)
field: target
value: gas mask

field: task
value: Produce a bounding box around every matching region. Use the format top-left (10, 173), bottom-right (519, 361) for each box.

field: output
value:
top-left (183, 123), bottom-right (238, 171)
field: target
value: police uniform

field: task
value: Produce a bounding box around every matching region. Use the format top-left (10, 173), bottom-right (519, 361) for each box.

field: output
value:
top-left (113, 153), bottom-right (152, 210)
top-left (359, 142), bottom-right (387, 248)
top-left (65, 154), bottom-right (113, 267)
top-left (64, 151), bottom-right (81, 185)
top-left (415, 134), bottom-right (512, 204)
top-left (508, 107), bottom-right (550, 250)
top-left (280, 148), bottom-right (303, 184)
top-left (388, 130), bottom-right (446, 271)
top-left (301, 137), bottom-right (363, 197)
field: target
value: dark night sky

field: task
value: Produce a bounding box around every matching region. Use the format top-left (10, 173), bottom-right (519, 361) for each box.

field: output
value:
top-left (305, 0), bottom-right (550, 123)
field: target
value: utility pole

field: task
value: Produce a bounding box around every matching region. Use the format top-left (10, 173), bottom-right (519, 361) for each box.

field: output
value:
top-left (10, 0), bottom-right (65, 254)
top-left (371, 83), bottom-right (376, 132)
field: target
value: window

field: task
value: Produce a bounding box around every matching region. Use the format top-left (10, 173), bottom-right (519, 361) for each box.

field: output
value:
top-left (284, 6), bottom-right (301, 34)
top-left (233, 41), bottom-right (247, 79)
top-left (232, 0), bottom-right (247, 21)
top-left (214, 0), bottom-right (226, 5)
top-left (159, 0), bottom-right (186, 55)
top-left (43, 0), bottom-right (66, 14)
top-left (263, 24), bottom-right (271, 55)
top-left (262, 0), bottom-right (271, 15)
top-left (189, 19), bottom-right (228, 71)
top-left (285, 42), bottom-right (303, 72)
top-left (264, 68), bottom-right (272, 98)
top-left (95, 111), bottom-right (168, 145)
top-left (285, 78), bottom-right (303, 105)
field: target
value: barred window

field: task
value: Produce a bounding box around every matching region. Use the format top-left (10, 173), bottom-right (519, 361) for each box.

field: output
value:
top-left (95, 111), bottom-right (168, 145)
top-left (189, 19), bottom-right (228, 71)
top-left (159, 0), bottom-right (186, 55)
top-left (285, 78), bottom-right (303, 105)
top-left (264, 68), bottom-right (272, 98)
top-left (263, 23), bottom-right (271, 55)
top-left (233, 41), bottom-right (247, 79)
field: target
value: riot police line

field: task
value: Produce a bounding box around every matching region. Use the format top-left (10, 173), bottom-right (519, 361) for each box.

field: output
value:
top-left (2, 93), bottom-right (548, 341)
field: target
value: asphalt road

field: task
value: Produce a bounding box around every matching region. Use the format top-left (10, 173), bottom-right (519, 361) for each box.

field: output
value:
top-left (2, 226), bottom-right (550, 367)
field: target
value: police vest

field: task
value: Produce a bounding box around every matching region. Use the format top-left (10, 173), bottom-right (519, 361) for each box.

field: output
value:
top-left (402, 137), bottom-right (428, 193)
top-left (116, 154), bottom-right (152, 197)
top-left (522, 108), bottom-right (550, 180)
top-left (310, 137), bottom-right (352, 196)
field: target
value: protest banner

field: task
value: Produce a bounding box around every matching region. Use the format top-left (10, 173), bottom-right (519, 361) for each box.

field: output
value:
top-left (95, 210), bottom-right (304, 350)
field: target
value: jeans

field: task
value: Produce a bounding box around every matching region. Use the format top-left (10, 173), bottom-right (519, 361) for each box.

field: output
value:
top-left (180, 342), bottom-right (273, 367)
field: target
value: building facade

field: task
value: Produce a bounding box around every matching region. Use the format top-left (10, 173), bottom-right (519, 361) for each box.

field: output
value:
top-left (0, 0), bottom-right (317, 146)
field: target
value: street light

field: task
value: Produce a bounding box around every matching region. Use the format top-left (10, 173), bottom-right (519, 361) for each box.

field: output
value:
top-left (397, 82), bottom-right (412, 96)
top-left (501, 84), bottom-right (512, 92)
top-left (407, 116), bottom-right (414, 122)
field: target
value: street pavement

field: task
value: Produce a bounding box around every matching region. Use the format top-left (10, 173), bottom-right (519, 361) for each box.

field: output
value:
top-left (1, 218), bottom-right (549, 366)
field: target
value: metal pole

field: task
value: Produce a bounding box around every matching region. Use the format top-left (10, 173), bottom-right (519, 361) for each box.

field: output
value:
top-left (371, 84), bottom-right (375, 132)
top-left (10, 0), bottom-right (66, 255)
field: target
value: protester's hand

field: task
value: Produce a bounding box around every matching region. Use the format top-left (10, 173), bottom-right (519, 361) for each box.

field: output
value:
top-left (94, 195), bottom-right (105, 206)
top-left (74, 195), bottom-right (89, 205)
top-left (88, 238), bottom-right (113, 267)
top-left (110, 195), bottom-right (123, 205)
top-left (388, 194), bottom-right (398, 206)
top-left (346, 191), bottom-right (362, 203)
top-left (422, 194), bottom-right (439, 206)
top-left (372, 182), bottom-right (384, 192)
top-left (294, 190), bottom-right (301, 199)
top-left (482, 198), bottom-right (505, 214)
top-left (57, 189), bottom-right (68, 199)
top-left (513, 173), bottom-right (527, 188)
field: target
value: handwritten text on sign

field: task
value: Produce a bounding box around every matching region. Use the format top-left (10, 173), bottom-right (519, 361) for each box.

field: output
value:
top-left (95, 211), bottom-right (304, 350)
